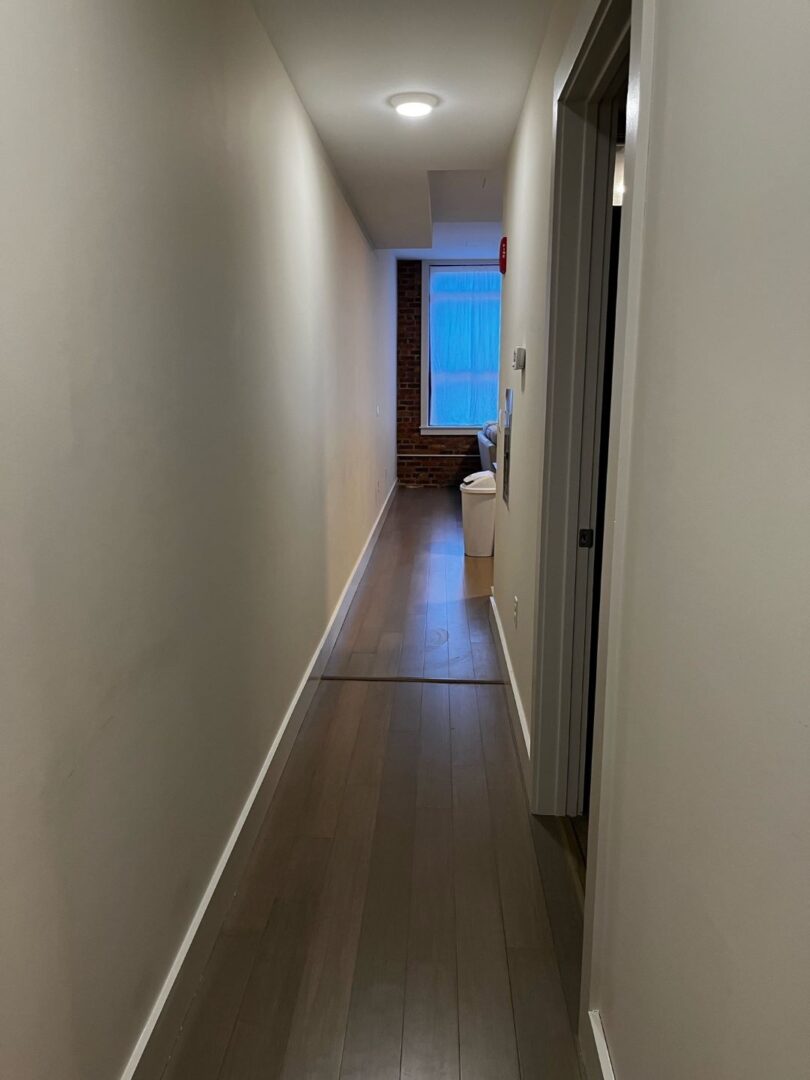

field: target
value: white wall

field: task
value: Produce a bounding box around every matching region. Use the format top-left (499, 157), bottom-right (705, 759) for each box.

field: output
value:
top-left (492, 0), bottom-right (583, 746)
top-left (0, 3), bottom-right (395, 1078)
top-left (590, 2), bottom-right (810, 1076)
top-left (495, 0), bottom-right (810, 1076)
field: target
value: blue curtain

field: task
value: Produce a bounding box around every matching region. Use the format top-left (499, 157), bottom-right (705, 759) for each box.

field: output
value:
top-left (429, 267), bottom-right (501, 428)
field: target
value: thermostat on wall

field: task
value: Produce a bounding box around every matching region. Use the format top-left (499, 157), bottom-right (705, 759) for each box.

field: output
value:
top-left (512, 346), bottom-right (526, 371)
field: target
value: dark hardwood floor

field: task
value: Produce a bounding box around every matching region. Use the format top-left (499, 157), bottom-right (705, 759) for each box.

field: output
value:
top-left (325, 488), bottom-right (501, 683)
top-left (161, 488), bottom-right (579, 1080)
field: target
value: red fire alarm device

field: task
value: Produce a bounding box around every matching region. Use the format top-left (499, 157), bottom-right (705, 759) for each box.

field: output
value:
top-left (499, 236), bottom-right (508, 275)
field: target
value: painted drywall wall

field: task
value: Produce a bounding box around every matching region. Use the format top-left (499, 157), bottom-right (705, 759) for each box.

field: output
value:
top-left (492, 0), bottom-right (583, 747)
top-left (588, 1), bottom-right (810, 1077)
top-left (495, 0), bottom-right (810, 1074)
top-left (0, 2), bottom-right (395, 1078)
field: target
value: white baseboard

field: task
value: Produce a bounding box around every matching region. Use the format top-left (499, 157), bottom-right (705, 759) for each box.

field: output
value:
top-left (581, 1009), bottom-right (616, 1080)
top-left (121, 481), bottom-right (397, 1080)
top-left (488, 595), bottom-right (531, 755)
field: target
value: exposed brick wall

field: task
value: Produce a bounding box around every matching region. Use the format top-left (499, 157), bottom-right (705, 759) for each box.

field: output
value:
top-left (397, 260), bottom-right (481, 487)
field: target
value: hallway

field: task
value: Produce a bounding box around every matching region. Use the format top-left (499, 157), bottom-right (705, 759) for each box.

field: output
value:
top-left (4, 1), bottom-right (809, 1075)
top-left (161, 489), bottom-right (578, 1080)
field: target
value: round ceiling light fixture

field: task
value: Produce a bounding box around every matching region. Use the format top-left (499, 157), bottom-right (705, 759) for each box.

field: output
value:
top-left (389, 92), bottom-right (439, 118)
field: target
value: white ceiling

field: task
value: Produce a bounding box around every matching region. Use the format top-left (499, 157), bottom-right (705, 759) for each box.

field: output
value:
top-left (392, 221), bottom-right (503, 261)
top-left (252, 0), bottom-right (552, 248)
top-left (429, 169), bottom-right (505, 223)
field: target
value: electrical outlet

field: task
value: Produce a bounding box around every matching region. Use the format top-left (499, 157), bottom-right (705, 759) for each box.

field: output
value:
top-left (513, 595), bottom-right (519, 627)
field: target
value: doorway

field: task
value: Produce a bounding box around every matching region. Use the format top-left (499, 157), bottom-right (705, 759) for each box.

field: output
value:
top-left (528, 0), bottom-right (631, 1029)
top-left (531, 18), bottom-right (630, 824)
top-left (573, 88), bottom-right (626, 862)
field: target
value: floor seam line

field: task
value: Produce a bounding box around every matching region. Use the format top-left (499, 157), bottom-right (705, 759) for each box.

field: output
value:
top-left (321, 675), bottom-right (506, 686)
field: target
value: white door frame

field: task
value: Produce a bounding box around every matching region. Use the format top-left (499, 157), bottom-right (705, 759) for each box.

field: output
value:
top-left (531, 0), bottom-right (631, 818)
top-left (526, 0), bottom-right (658, 1074)
top-left (579, 1), bottom-right (656, 1074)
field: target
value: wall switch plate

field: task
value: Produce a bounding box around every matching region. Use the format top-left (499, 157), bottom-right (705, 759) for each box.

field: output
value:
top-left (512, 346), bottom-right (526, 371)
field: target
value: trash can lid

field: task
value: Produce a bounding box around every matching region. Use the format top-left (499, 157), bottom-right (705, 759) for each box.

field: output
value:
top-left (460, 470), bottom-right (496, 494)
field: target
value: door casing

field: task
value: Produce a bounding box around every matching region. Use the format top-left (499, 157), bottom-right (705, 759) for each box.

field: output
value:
top-left (530, 1), bottom-right (630, 818)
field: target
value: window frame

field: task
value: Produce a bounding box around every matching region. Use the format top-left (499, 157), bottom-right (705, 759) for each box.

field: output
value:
top-left (420, 259), bottom-right (502, 435)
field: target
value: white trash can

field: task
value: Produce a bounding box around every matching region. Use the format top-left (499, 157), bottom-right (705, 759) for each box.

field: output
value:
top-left (460, 470), bottom-right (496, 557)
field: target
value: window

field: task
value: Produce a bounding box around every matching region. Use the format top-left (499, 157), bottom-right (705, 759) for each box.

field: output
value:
top-left (421, 262), bottom-right (502, 432)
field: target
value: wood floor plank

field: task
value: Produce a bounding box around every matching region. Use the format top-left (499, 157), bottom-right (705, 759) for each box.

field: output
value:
top-left (467, 597), bottom-right (491, 642)
top-left (462, 556), bottom-right (493, 600)
top-left (390, 680), bottom-right (422, 735)
top-left (399, 608), bottom-right (428, 678)
top-left (352, 549), bottom-right (395, 655)
top-left (345, 651), bottom-right (377, 678)
top-left (447, 598), bottom-right (475, 680)
top-left (451, 690), bottom-right (521, 1080)
top-left (300, 681), bottom-right (366, 839)
top-left (406, 551), bottom-right (431, 621)
top-left (416, 683), bottom-right (452, 811)
top-left (449, 682), bottom-right (484, 768)
top-left (400, 807), bottom-right (459, 1080)
top-left (345, 680), bottom-right (393, 789)
top-left (472, 639), bottom-right (501, 681)
top-left (161, 933), bottom-right (259, 1080)
top-left (339, 726), bottom-right (420, 1078)
top-left (279, 778), bottom-right (382, 1080)
top-left (218, 838), bottom-right (333, 1080)
top-left (423, 548), bottom-right (449, 678)
top-left (223, 683), bottom-right (338, 935)
top-left (216, 906), bottom-right (308, 1080)
top-left (423, 614), bottom-right (450, 681)
top-left (382, 543), bottom-right (416, 638)
top-left (372, 629), bottom-right (404, 677)
top-left (477, 685), bottom-right (551, 951)
top-left (507, 948), bottom-right (581, 1080)
top-left (325, 577), bottom-right (377, 675)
